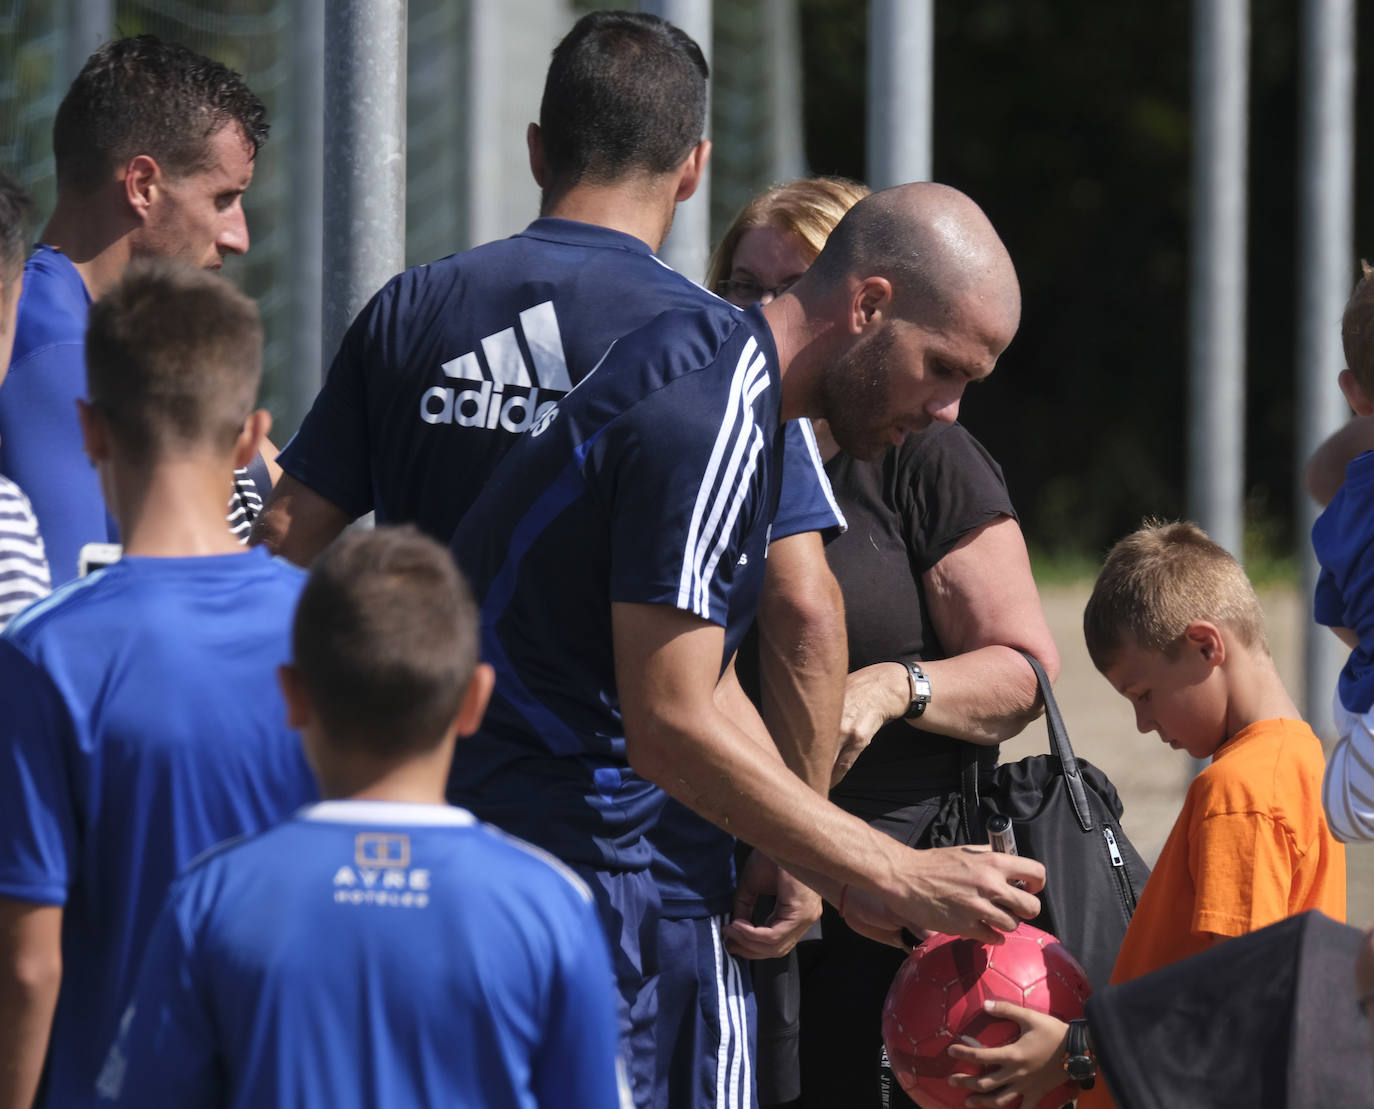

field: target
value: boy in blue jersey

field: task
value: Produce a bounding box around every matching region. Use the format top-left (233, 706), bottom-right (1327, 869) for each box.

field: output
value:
top-left (99, 526), bottom-right (628, 1109)
top-left (255, 14), bottom-right (847, 1107)
top-left (0, 261), bottom-right (317, 1109)
top-left (451, 183), bottom-right (1047, 1108)
top-left (2, 35), bottom-right (277, 583)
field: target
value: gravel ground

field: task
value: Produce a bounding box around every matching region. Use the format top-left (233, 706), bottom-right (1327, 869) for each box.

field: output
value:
top-left (999, 583), bottom-right (1373, 928)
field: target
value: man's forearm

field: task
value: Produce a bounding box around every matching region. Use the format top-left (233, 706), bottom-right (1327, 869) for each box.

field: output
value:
top-left (0, 904), bottom-right (62, 1109)
top-left (616, 603), bottom-right (1043, 943)
top-left (756, 532), bottom-right (847, 793)
top-left (248, 473), bottom-right (352, 566)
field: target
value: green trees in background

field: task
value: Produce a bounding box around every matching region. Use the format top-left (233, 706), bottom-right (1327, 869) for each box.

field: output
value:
top-left (801, 0), bottom-right (1374, 565)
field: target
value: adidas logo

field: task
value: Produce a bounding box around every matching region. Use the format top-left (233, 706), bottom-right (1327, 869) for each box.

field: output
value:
top-left (419, 300), bottom-right (572, 432)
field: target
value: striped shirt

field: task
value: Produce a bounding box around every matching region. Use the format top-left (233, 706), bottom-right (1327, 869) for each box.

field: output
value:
top-left (0, 475), bottom-right (51, 629)
top-left (227, 466), bottom-right (265, 544)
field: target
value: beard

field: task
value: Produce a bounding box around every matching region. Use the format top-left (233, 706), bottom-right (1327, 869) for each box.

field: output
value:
top-left (816, 325), bottom-right (902, 461)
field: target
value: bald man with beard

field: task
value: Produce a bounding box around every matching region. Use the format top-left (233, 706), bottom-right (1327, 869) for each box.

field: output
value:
top-left (450, 180), bottom-right (1036, 1103)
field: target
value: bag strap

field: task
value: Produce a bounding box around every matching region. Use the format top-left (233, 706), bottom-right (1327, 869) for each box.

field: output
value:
top-left (1015, 649), bottom-right (1095, 833)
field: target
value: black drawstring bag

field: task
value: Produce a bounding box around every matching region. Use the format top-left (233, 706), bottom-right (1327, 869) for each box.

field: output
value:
top-left (928, 651), bottom-right (1152, 993)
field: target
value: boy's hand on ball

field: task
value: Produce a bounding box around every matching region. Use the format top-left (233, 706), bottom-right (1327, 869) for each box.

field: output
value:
top-left (946, 1001), bottom-right (1069, 1108)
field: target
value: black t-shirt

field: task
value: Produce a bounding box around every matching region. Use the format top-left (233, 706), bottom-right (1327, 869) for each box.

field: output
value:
top-left (825, 421), bottom-right (1015, 803)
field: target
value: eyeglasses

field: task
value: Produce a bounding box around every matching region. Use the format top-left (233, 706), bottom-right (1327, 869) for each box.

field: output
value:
top-left (714, 277), bottom-right (799, 305)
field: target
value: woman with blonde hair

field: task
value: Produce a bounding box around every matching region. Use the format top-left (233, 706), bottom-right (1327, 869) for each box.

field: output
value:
top-left (714, 178), bottom-right (1058, 1108)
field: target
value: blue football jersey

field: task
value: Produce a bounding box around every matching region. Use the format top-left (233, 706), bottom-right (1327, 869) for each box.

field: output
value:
top-left (0, 549), bottom-right (318, 1107)
top-left (99, 801), bottom-right (626, 1109)
top-left (277, 218), bottom-right (839, 547)
top-left (449, 303), bottom-right (784, 873)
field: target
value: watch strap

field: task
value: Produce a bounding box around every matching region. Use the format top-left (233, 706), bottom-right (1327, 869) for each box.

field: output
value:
top-left (1064, 1018), bottom-right (1096, 1089)
top-left (903, 661), bottom-right (931, 719)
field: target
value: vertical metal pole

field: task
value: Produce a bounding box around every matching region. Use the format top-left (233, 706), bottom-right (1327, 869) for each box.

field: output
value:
top-left (464, 0), bottom-right (503, 248)
top-left (867, 0), bottom-right (933, 188)
top-left (640, 0), bottom-right (712, 280)
top-left (1296, 0), bottom-right (1355, 730)
top-left (765, 0), bottom-right (807, 183)
top-left (289, 0), bottom-right (325, 431)
top-left (322, 0), bottom-right (407, 362)
top-left (1188, 0), bottom-right (1248, 560)
top-left (63, 0), bottom-right (114, 84)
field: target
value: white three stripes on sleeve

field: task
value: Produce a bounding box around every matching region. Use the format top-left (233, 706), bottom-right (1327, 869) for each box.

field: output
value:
top-left (1325, 699), bottom-right (1374, 842)
top-left (677, 340), bottom-right (770, 619)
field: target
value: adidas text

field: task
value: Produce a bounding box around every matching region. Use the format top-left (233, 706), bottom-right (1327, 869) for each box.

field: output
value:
top-left (421, 381), bottom-right (559, 432)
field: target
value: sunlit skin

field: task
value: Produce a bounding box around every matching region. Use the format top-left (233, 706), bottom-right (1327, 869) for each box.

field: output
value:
top-left (1101, 626), bottom-right (1233, 761)
top-left (722, 226), bottom-right (812, 306)
top-left (132, 122), bottom-right (254, 270)
top-left (0, 269), bottom-right (21, 387)
top-left (724, 222), bottom-right (1013, 460)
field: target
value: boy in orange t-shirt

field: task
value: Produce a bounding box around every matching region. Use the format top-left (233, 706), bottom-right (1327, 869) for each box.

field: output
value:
top-left (947, 521), bottom-right (1346, 1108)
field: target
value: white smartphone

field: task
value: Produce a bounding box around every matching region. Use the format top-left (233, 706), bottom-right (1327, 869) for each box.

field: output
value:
top-left (77, 541), bottom-right (123, 577)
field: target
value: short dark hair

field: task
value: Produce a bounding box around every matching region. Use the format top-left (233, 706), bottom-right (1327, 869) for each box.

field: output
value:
top-left (85, 259), bottom-right (262, 463)
top-left (292, 527), bottom-right (481, 757)
top-left (54, 35), bottom-right (269, 195)
top-left (0, 171), bottom-right (36, 290)
top-left (539, 10), bottom-right (708, 193)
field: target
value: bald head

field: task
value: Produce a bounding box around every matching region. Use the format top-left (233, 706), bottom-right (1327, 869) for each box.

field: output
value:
top-left (808, 182), bottom-right (1020, 329)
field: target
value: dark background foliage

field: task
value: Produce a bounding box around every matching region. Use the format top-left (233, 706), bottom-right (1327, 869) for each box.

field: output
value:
top-left (800, 0), bottom-right (1374, 562)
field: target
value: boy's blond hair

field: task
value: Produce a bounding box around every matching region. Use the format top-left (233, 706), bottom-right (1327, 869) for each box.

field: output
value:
top-left (1083, 520), bottom-right (1268, 671)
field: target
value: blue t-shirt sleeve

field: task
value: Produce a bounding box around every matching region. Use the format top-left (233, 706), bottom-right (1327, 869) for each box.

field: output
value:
top-left (99, 887), bottom-right (220, 1107)
top-left (0, 342), bottom-right (114, 585)
top-left (1315, 565), bottom-right (1346, 628)
top-left (591, 366), bottom-right (771, 628)
top-left (531, 889), bottom-right (628, 1109)
top-left (0, 638), bottom-right (77, 904)
top-left (770, 419), bottom-right (845, 541)
top-left (276, 288), bottom-right (387, 520)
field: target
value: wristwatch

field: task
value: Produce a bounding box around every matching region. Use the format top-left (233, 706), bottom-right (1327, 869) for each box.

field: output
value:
top-left (1064, 1018), bottom-right (1096, 1089)
top-left (902, 661), bottom-right (931, 719)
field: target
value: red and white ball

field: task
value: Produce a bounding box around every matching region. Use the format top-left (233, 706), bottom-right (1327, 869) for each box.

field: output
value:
top-left (881, 923), bottom-right (1091, 1109)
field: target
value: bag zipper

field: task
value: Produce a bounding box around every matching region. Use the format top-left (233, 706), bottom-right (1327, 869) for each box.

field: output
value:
top-left (1103, 827), bottom-right (1138, 917)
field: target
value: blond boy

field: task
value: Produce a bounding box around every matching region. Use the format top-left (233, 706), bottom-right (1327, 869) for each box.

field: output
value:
top-left (947, 521), bottom-right (1345, 1108)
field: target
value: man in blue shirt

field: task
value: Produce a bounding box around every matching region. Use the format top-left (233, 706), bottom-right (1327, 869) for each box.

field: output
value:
top-left (452, 183), bottom-right (1049, 1105)
top-left (100, 526), bottom-right (627, 1109)
top-left (1, 35), bottom-right (277, 584)
top-left (0, 262), bottom-right (317, 1108)
top-left (254, 14), bottom-right (846, 1106)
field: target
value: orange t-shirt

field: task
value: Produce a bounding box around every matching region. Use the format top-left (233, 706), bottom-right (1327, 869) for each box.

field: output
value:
top-left (1079, 717), bottom-right (1345, 1109)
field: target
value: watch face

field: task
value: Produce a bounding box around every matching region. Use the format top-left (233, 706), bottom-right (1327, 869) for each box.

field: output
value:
top-left (1066, 1056), bottom-right (1096, 1083)
top-left (913, 678), bottom-right (932, 698)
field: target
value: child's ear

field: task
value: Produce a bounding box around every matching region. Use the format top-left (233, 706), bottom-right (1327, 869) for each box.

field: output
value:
top-left (1339, 370), bottom-right (1374, 418)
top-left (277, 663), bottom-right (314, 730)
top-left (453, 662), bottom-right (495, 738)
top-left (76, 399), bottom-right (111, 464)
top-left (1183, 621), bottom-right (1226, 667)
top-left (232, 409), bottom-right (272, 470)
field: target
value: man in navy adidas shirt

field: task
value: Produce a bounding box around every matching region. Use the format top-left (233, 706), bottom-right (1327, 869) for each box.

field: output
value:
top-left (452, 182), bottom-right (1048, 1106)
top-left (255, 14), bottom-right (846, 1107)
top-left (0, 262), bottom-right (317, 1108)
top-left (101, 526), bottom-right (627, 1109)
